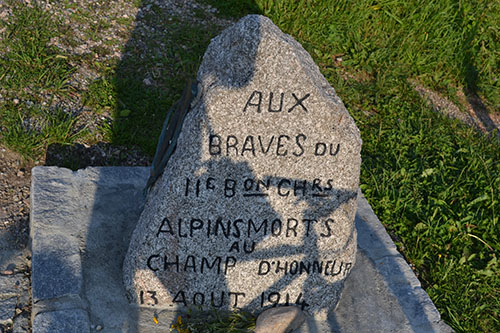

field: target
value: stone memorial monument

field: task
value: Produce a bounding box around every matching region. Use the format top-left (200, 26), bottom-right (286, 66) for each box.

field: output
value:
top-left (123, 15), bottom-right (361, 317)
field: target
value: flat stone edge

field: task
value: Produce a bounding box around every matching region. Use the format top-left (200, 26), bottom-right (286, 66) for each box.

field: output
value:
top-left (30, 166), bottom-right (149, 333)
top-left (30, 166), bottom-right (452, 332)
top-left (354, 192), bottom-right (453, 332)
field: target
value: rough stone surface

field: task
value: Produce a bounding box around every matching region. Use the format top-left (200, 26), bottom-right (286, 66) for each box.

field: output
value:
top-left (30, 167), bottom-right (85, 303)
top-left (123, 15), bottom-right (361, 316)
top-left (30, 167), bottom-right (160, 332)
top-left (0, 275), bottom-right (26, 298)
top-left (32, 309), bottom-right (90, 333)
top-left (30, 166), bottom-right (451, 332)
top-left (255, 306), bottom-right (306, 333)
top-left (0, 272), bottom-right (30, 329)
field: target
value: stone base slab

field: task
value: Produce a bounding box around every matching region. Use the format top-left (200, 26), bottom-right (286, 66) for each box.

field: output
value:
top-left (30, 166), bottom-right (452, 332)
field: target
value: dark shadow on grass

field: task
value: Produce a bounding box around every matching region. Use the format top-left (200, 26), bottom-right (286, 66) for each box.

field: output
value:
top-left (465, 92), bottom-right (500, 140)
top-left (458, 0), bottom-right (500, 140)
top-left (110, 0), bottom-right (261, 156)
top-left (45, 142), bottom-right (151, 170)
top-left (82, 1), bottom-right (261, 331)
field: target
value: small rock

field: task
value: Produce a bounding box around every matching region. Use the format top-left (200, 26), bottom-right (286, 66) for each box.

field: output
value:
top-left (255, 306), bottom-right (306, 333)
top-left (13, 98), bottom-right (19, 104)
top-left (1, 318), bottom-right (13, 327)
top-left (96, 325), bottom-right (103, 331)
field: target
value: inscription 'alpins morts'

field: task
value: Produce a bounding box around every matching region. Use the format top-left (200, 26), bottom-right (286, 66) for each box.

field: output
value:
top-left (123, 15), bottom-right (361, 317)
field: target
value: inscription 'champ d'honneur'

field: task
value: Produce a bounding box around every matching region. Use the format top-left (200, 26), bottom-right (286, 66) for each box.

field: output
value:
top-left (123, 15), bottom-right (361, 316)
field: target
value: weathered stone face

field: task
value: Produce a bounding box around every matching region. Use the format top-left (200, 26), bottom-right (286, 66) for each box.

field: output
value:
top-left (123, 15), bottom-right (361, 317)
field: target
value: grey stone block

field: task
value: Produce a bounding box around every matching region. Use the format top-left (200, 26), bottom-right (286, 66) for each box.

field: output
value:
top-left (31, 166), bottom-right (151, 332)
top-left (326, 249), bottom-right (412, 332)
top-left (33, 309), bottom-right (90, 333)
top-left (31, 167), bottom-right (85, 303)
top-left (31, 244), bottom-right (82, 301)
top-left (255, 306), bottom-right (306, 333)
top-left (31, 166), bottom-right (453, 332)
top-left (355, 193), bottom-right (401, 259)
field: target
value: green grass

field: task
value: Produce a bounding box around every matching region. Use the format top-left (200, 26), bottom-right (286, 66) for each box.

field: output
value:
top-left (99, 17), bottom-right (221, 156)
top-left (256, 0), bottom-right (500, 111)
top-left (0, 1), bottom-right (80, 160)
top-left (1, 103), bottom-right (80, 158)
top-left (170, 308), bottom-right (256, 332)
top-left (348, 78), bottom-right (499, 330)
top-left (0, 4), bottom-right (75, 98)
top-left (0, 0), bottom-right (499, 331)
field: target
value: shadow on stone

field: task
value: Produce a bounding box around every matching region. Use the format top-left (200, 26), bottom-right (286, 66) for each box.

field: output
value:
top-left (45, 142), bottom-right (150, 170)
top-left (82, 1), bottom-right (262, 330)
top-left (121, 13), bottom-right (361, 332)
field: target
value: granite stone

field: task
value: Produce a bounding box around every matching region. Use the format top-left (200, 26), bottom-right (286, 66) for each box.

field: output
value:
top-left (123, 14), bottom-right (361, 316)
top-left (32, 309), bottom-right (90, 333)
top-left (0, 275), bottom-right (25, 297)
top-left (12, 313), bottom-right (30, 333)
top-left (30, 167), bottom-right (85, 303)
top-left (255, 306), bottom-right (306, 333)
top-left (30, 166), bottom-right (452, 332)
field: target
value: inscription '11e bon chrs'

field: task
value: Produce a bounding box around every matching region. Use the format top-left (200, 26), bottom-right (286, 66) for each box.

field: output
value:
top-left (123, 15), bottom-right (361, 317)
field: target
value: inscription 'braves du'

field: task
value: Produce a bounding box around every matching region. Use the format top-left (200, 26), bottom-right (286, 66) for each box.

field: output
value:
top-left (209, 90), bottom-right (341, 158)
top-left (123, 15), bottom-right (362, 317)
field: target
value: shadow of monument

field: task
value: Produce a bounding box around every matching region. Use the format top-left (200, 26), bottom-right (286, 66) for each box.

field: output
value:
top-left (79, 1), bottom-right (260, 331)
top-left (458, 2), bottom-right (499, 141)
top-left (465, 92), bottom-right (500, 141)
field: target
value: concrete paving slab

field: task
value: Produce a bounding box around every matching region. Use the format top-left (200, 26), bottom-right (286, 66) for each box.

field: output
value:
top-left (30, 166), bottom-right (453, 332)
top-left (33, 309), bottom-right (90, 333)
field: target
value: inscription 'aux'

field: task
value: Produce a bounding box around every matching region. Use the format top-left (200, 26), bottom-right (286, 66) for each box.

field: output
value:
top-left (243, 90), bottom-right (310, 113)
